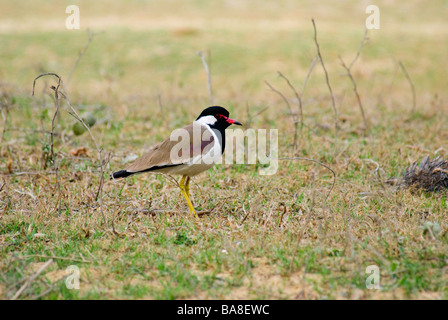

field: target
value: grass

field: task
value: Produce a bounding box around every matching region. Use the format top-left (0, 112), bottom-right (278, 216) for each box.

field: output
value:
top-left (1, 0), bottom-right (448, 300)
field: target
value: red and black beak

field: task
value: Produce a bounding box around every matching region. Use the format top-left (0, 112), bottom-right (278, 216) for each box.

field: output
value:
top-left (226, 117), bottom-right (242, 126)
top-left (219, 114), bottom-right (242, 126)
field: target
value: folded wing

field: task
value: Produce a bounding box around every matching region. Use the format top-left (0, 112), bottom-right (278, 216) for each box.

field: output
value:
top-left (112, 123), bottom-right (215, 179)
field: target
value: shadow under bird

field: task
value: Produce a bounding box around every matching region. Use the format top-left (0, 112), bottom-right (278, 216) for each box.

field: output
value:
top-left (112, 106), bottom-right (242, 218)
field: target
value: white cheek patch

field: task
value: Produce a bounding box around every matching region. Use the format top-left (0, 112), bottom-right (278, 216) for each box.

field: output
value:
top-left (196, 115), bottom-right (217, 126)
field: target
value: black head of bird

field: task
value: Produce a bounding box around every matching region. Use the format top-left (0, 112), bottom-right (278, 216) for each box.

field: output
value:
top-left (195, 106), bottom-right (242, 129)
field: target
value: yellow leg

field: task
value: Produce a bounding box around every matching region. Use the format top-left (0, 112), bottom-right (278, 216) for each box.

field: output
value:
top-left (179, 175), bottom-right (198, 218)
top-left (185, 176), bottom-right (191, 201)
top-left (185, 176), bottom-right (196, 211)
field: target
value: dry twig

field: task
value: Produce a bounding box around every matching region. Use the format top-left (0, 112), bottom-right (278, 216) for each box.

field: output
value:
top-left (67, 29), bottom-right (100, 86)
top-left (19, 255), bottom-right (90, 264)
top-left (277, 71), bottom-right (303, 152)
top-left (265, 80), bottom-right (298, 151)
top-left (339, 28), bottom-right (369, 134)
top-left (311, 18), bottom-right (338, 153)
top-left (11, 259), bottom-right (53, 300)
top-left (398, 60), bottom-right (417, 113)
top-left (197, 51), bottom-right (213, 105)
top-left (265, 55), bottom-right (318, 152)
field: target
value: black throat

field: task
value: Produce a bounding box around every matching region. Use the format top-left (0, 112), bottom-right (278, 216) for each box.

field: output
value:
top-left (208, 123), bottom-right (226, 154)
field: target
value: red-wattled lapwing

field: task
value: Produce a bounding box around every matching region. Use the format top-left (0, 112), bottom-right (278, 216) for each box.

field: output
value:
top-left (112, 106), bottom-right (242, 218)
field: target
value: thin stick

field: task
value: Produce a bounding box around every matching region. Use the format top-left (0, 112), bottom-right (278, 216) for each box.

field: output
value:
top-left (29, 286), bottom-right (55, 300)
top-left (301, 55), bottom-right (318, 97)
top-left (278, 71), bottom-right (303, 130)
top-left (340, 57), bottom-right (368, 132)
top-left (5, 127), bottom-right (54, 135)
top-left (349, 29), bottom-right (368, 70)
top-left (277, 71), bottom-right (303, 151)
top-left (11, 259), bottom-right (53, 300)
top-left (265, 80), bottom-right (298, 150)
top-left (252, 106), bottom-right (269, 118)
top-left (0, 171), bottom-right (57, 177)
top-left (19, 255), bottom-right (90, 263)
top-left (362, 158), bottom-right (387, 191)
top-left (398, 60), bottom-right (417, 113)
top-left (51, 82), bottom-right (62, 215)
top-left (197, 51), bottom-right (213, 105)
top-left (44, 80), bottom-right (61, 165)
top-left (35, 75), bottom-right (63, 213)
top-left (67, 29), bottom-right (99, 86)
top-left (339, 29), bottom-right (369, 134)
top-left (32, 73), bottom-right (61, 96)
top-left (267, 56), bottom-right (318, 150)
top-left (63, 96), bottom-right (106, 225)
top-left (0, 100), bottom-right (9, 153)
top-left (311, 19), bottom-right (338, 153)
top-left (137, 208), bottom-right (212, 216)
top-left (265, 81), bottom-right (293, 116)
top-left (245, 105), bottom-right (269, 128)
top-left (94, 151), bottom-right (112, 200)
top-left (241, 200), bottom-right (251, 223)
top-left (157, 93), bottom-right (166, 125)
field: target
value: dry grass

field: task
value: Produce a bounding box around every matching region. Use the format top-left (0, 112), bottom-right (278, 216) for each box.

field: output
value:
top-left (1, 0), bottom-right (448, 300)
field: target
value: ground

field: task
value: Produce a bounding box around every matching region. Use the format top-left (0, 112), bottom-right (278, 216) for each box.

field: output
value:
top-left (0, 0), bottom-right (447, 299)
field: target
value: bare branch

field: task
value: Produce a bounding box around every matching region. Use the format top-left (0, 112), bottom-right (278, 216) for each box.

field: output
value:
top-left (265, 80), bottom-right (299, 151)
top-left (49, 81), bottom-right (62, 166)
top-left (245, 105), bottom-right (269, 128)
top-left (32, 72), bottom-right (61, 97)
top-left (67, 29), bottom-right (100, 86)
top-left (278, 71), bottom-right (303, 142)
top-left (349, 28), bottom-right (368, 70)
top-left (19, 255), bottom-right (90, 263)
top-left (265, 55), bottom-right (319, 153)
top-left (278, 71), bottom-right (303, 126)
top-left (11, 259), bottom-right (53, 300)
top-left (0, 98), bottom-right (10, 152)
top-left (197, 51), bottom-right (213, 105)
top-left (156, 92), bottom-right (167, 126)
top-left (398, 60), bottom-right (417, 113)
top-left (311, 18), bottom-right (338, 153)
top-left (301, 55), bottom-right (318, 97)
top-left (0, 171), bottom-right (57, 177)
top-left (264, 80), bottom-right (293, 115)
top-left (32, 73), bottom-right (63, 212)
top-left (339, 29), bottom-right (369, 134)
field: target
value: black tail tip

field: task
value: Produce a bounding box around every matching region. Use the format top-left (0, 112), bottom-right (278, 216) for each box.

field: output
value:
top-left (111, 170), bottom-right (133, 179)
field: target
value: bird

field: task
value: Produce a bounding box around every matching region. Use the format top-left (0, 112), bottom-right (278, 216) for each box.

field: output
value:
top-left (112, 106), bottom-right (242, 218)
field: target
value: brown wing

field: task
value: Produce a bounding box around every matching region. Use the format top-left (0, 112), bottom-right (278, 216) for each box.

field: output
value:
top-left (124, 123), bottom-right (215, 173)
